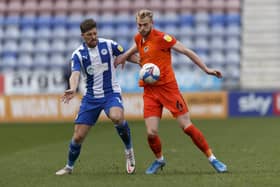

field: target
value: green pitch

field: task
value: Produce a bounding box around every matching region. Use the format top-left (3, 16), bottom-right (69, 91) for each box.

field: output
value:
top-left (0, 117), bottom-right (280, 187)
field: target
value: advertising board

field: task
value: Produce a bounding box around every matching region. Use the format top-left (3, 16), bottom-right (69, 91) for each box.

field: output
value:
top-left (0, 74), bottom-right (4, 95)
top-left (0, 91), bottom-right (228, 123)
top-left (229, 92), bottom-right (273, 117)
top-left (273, 93), bottom-right (280, 116)
top-left (4, 70), bottom-right (66, 95)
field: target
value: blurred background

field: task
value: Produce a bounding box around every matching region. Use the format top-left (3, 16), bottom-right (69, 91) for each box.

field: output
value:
top-left (0, 0), bottom-right (279, 122)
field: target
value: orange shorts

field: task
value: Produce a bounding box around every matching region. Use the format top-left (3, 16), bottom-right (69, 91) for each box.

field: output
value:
top-left (143, 82), bottom-right (189, 118)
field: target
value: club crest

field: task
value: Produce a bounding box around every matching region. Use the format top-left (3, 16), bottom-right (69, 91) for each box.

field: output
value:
top-left (101, 49), bottom-right (108, 55)
top-left (144, 46), bottom-right (149, 52)
top-left (86, 65), bottom-right (94, 75)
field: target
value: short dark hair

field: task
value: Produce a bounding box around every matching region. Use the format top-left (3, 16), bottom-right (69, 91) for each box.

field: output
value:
top-left (80, 18), bottom-right (97, 33)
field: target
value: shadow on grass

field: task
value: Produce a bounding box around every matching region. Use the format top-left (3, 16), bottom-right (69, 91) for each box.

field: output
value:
top-left (72, 168), bottom-right (232, 177)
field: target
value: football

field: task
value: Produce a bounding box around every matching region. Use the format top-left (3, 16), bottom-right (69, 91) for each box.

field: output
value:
top-left (139, 63), bottom-right (160, 84)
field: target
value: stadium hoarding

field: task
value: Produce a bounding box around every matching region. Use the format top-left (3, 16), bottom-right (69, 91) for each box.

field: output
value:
top-left (2, 68), bottom-right (222, 95)
top-left (0, 95), bottom-right (81, 123)
top-left (228, 91), bottom-right (274, 117)
top-left (117, 71), bottom-right (143, 93)
top-left (176, 72), bottom-right (223, 91)
top-left (117, 70), bottom-right (222, 92)
top-left (182, 91), bottom-right (228, 118)
top-left (273, 92), bottom-right (280, 116)
top-left (123, 92), bottom-right (227, 119)
top-left (3, 69), bottom-right (66, 95)
top-left (0, 94), bottom-right (143, 123)
top-left (0, 96), bottom-right (5, 119)
top-left (0, 92), bottom-right (228, 123)
top-left (0, 74), bottom-right (4, 95)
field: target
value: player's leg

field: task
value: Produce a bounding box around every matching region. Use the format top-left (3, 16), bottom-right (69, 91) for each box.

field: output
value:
top-left (105, 94), bottom-right (135, 174)
top-left (68, 125), bottom-right (91, 165)
top-left (177, 112), bottom-right (227, 173)
top-left (56, 98), bottom-right (102, 175)
top-left (55, 124), bottom-right (91, 175)
top-left (177, 112), bottom-right (211, 156)
top-left (144, 116), bottom-right (166, 174)
top-left (108, 106), bottom-right (135, 174)
top-left (143, 88), bottom-right (166, 174)
top-left (160, 83), bottom-right (227, 173)
top-left (109, 107), bottom-right (132, 149)
top-left (160, 84), bottom-right (212, 157)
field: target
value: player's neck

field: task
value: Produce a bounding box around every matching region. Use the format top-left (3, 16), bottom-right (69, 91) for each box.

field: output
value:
top-left (142, 29), bottom-right (152, 42)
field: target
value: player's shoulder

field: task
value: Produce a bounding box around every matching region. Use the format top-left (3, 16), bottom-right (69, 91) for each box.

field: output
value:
top-left (134, 33), bottom-right (142, 42)
top-left (71, 43), bottom-right (84, 57)
top-left (153, 29), bottom-right (176, 45)
top-left (154, 29), bottom-right (174, 40)
top-left (135, 33), bottom-right (141, 39)
top-left (98, 38), bottom-right (117, 45)
top-left (153, 29), bottom-right (165, 36)
top-left (98, 37), bottom-right (110, 43)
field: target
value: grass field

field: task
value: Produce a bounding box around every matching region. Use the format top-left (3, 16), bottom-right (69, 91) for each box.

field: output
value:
top-left (0, 117), bottom-right (280, 187)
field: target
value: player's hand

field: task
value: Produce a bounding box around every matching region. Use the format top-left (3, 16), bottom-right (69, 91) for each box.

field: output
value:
top-left (114, 55), bottom-right (126, 69)
top-left (61, 89), bottom-right (76, 104)
top-left (206, 69), bottom-right (223, 78)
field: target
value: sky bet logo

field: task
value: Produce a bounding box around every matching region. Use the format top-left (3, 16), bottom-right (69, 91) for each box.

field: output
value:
top-left (229, 92), bottom-right (273, 116)
top-left (238, 93), bottom-right (272, 115)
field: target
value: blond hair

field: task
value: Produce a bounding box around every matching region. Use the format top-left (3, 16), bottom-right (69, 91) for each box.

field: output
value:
top-left (136, 9), bottom-right (153, 20)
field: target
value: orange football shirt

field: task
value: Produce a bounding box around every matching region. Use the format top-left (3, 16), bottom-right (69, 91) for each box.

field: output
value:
top-left (135, 29), bottom-right (177, 86)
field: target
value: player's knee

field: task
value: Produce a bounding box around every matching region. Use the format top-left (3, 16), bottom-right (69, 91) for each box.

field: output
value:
top-left (147, 129), bottom-right (158, 136)
top-left (73, 135), bottom-right (84, 144)
top-left (111, 118), bottom-right (123, 124)
top-left (177, 113), bottom-right (192, 129)
top-left (110, 113), bottom-right (123, 124)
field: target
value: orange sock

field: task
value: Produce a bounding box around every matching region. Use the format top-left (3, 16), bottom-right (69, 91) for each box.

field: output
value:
top-left (147, 135), bottom-right (162, 158)
top-left (183, 124), bottom-right (212, 157)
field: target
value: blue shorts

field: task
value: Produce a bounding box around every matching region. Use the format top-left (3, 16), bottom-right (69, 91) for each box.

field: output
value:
top-left (75, 93), bottom-right (123, 126)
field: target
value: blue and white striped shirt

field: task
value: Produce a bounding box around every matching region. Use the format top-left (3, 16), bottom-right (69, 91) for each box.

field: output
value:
top-left (71, 38), bottom-right (124, 99)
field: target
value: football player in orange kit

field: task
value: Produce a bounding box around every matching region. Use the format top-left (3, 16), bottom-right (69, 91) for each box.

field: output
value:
top-left (115, 9), bottom-right (227, 174)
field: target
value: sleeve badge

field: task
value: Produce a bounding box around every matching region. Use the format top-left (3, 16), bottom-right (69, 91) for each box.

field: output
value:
top-left (117, 45), bottom-right (124, 52)
top-left (163, 34), bottom-right (173, 42)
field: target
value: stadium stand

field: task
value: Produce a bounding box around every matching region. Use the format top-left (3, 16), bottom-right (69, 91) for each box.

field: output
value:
top-left (0, 0), bottom-right (242, 90)
top-left (242, 0), bottom-right (280, 90)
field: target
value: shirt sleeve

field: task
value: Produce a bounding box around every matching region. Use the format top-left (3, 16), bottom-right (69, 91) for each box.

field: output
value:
top-left (134, 35), bottom-right (140, 45)
top-left (111, 41), bottom-right (125, 56)
top-left (71, 53), bottom-right (81, 72)
top-left (159, 33), bottom-right (177, 49)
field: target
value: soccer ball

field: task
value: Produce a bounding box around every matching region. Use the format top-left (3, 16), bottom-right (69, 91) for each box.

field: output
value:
top-left (139, 63), bottom-right (160, 84)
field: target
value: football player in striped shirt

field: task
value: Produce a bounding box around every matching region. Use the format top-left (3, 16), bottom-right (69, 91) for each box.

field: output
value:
top-left (56, 18), bottom-right (139, 175)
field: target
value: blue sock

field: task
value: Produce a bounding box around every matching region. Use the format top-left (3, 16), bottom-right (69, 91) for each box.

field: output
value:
top-left (67, 139), bottom-right (81, 167)
top-left (115, 120), bottom-right (132, 149)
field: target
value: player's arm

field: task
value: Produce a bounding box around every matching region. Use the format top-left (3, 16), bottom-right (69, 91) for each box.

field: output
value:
top-left (62, 71), bottom-right (80, 104)
top-left (172, 41), bottom-right (222, 78)
top-left (68, 71), bottom-right (80, 92)
top-left (127, 53), bottom-right (140, 66)
top-left (114, 44), bottom-right (139, 68)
